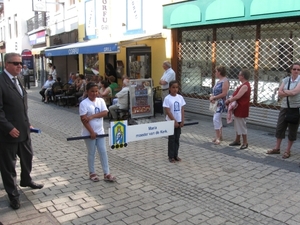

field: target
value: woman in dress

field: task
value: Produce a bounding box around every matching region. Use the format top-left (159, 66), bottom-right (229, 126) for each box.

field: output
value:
top-left (209, 65), bottom-right (229, 145)
top-left (225, 69), bottom-right (251, 150)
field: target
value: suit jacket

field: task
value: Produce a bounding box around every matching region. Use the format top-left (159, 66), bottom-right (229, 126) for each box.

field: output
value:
top-left (0, 72), bottom-right (30, 142)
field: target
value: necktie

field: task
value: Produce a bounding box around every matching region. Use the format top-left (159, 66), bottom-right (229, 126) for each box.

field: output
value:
top-left (12, 78), bottom-right (23, 96)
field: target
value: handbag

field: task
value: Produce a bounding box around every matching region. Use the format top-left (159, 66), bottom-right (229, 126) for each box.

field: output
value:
top-left (209, 100), bottom-right (218, 113)
top-left (284, 77), bottom-right (300, 124)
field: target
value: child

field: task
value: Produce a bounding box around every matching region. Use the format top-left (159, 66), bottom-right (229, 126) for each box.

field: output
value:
top-left (163, 80), bottom-right (186, 163)
top-left (79, 82), bottom-right (116, 182)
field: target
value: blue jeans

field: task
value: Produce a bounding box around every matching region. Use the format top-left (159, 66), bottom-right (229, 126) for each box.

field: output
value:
top-left (84, 138), bottom-right (110, 175)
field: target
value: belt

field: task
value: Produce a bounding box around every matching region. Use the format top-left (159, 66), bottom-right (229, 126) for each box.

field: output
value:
top-left (162, 88), bottom-right (169, 91)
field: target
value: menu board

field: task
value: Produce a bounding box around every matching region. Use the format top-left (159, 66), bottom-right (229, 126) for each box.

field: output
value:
top-left (129, 79), bottom-right (153, 119)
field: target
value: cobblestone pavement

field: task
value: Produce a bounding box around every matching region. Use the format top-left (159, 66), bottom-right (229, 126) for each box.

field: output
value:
top-left (1, 86), bottom-right (300, 225)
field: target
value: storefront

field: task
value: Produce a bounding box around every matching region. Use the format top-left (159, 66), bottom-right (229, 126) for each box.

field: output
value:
top-left (163, 0), bottom-right (300, 128)
top-left (44, 33), bottom-right (168, 87)
top-left (43, 30), bottom-right (79, 84)
top-left (44, 39), bottom-right (119, 81)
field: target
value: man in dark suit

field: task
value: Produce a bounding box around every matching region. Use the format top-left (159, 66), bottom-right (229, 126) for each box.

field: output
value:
top-left (0, 53), bottom-right (43, 210)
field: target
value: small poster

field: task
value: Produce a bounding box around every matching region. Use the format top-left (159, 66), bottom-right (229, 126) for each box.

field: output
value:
top-left (129, 79), bottom-right (153, 119)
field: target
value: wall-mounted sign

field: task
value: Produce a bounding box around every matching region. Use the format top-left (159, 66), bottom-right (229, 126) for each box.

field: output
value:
top-left (126, 0), bottom-right (143, 34)
top-left (29, 30), bottom-right (46, 46)
top-left (84, 0), bottom-right (97, 40)
top-left (21, 49), bottom-right (34, 69)
top-left (32, 0), bottom-right (47, 12)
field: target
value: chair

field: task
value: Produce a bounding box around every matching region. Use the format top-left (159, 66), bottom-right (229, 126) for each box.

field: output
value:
top-left (115, 91), bottom-right (130, 120)
top-left (56, 83), bottom-right (76, 106)
top-left (51, 82), bottom-right (63, 103)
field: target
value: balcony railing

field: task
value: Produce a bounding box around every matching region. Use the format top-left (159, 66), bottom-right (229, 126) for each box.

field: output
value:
top-left (27, 12), bottom-right (49, 33)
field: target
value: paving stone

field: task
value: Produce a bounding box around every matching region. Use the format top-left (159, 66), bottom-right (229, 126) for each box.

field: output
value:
top-left (2, 88), bottom-right (300, 225)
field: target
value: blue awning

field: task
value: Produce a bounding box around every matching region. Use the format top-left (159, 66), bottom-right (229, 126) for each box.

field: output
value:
top-left (45, 40), bottom-right (119, 57)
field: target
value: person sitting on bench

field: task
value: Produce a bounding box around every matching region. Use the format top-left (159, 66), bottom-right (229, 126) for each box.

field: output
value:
top-left (109, 79), bottom-right (130, 120)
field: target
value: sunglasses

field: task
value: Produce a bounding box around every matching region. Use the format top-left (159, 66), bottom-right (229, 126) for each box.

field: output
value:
top-left (292, 68), bottom-right (300, 71)
top-left (8, 62), bottom-right (23, 66)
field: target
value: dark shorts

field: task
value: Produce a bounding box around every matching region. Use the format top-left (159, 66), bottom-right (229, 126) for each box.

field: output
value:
top-left (275, 108), bottom-right (299, 141)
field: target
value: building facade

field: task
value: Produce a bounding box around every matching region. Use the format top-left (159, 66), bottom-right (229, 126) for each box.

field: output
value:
top-left (163, 0), bottom-right (300, 128)
top-left (44, 0), bottom-right (178, 86)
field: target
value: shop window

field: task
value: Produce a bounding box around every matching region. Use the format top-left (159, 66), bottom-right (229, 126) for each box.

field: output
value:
top-left (84, 54), bottom-right (99, 77)
top-left (14, 14), bottom-right (18, 38)
top-left (8, 17), bottom-right (11, 39)
top-left (56, 0), bottom-right (60, 12)
top-left (126, 47), bottom-right (151, 79)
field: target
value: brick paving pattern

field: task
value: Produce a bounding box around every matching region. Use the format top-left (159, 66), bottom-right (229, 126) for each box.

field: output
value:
top-left (1, 86), bottom-right (300, 225)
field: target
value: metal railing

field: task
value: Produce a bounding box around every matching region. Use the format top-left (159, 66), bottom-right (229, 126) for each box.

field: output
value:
top-left (177, 19), bottom-right (300, 109)
top-left (26, 12), bottom-right (49, 33)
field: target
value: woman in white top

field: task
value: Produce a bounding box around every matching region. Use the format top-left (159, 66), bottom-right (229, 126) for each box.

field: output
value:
top-left (79, 82), bottom-right (116, 182)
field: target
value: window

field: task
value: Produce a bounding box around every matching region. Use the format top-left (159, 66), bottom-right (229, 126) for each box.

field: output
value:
top-left (8, 17), bottom-right (11, 39)
top-left (126, 47), bottom-right (151, 79)
top-left (56, 0), bottom-right (60, 12)
top-left (14, 14), bottom-right (18, 38)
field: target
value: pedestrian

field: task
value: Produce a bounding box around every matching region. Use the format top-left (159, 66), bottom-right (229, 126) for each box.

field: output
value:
top-left (79, 82), bottom-right (116, 182)
top-left (159, 61), bottom-right (176, 106)
top-left (48, 63), bottom-right (57, 81)
top-left (163, 80), bottom-right (186, 163)
top-left (210, 65), bottom-right (229, 145)
top-left (21, 64), bottom-right (30, 89)
top-left (266, 62), bottom-right (300, 159)
top-left (0, 52), bottom-right (43, 210)
top-left (51, 65), bottom-right (57, 81)
top-left (104, 63), bottom-right (117, 82)
top-left (225, 69), bottom-right (251, 150)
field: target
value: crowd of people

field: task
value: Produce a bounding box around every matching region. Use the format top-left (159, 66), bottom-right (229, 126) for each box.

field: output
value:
top-left (2, 53), bottom-right (300, 211)
top-left (160, 61), bottom-right (300, 164)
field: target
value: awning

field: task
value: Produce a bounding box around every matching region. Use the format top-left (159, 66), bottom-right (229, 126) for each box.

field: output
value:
top-left (31, 46), bottom-right (47, 55)
top-left (120, 33), bottom-right (164, 46)
top-left (45, 39), bottom-right (119, 57)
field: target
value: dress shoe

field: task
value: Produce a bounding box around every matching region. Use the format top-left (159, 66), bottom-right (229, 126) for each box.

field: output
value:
top-left (20, 181), bottom-right (44, 189)
top-left (10, 198), bottom-right (20, 210)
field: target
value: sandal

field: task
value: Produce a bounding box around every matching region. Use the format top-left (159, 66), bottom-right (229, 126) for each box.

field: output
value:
top-left (212, 137), bottom-right (223, 143)
top-left (282, 152), bottom-right (290, 159)
top-left (240, 144), bottom-right (248, 150)
top-left (104, 174), bottom-right (116, 182)
top-left (266, 149), bottom-right (280, 154)
top-left (169, 158), bottom-right (176, 163)
top-left (89, 173), bottom-right (100, 182)
top-left (214, 139), bottom-right (221, 145)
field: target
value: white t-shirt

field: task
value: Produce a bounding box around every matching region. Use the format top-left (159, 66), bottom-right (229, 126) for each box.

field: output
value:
top-left (163, 94), bottom-right (186, 122)
top-left (161, 68), bottom-right (175, 89)
top-left (79, 97), bottom-right (108, 136)
top-left (51, 69), bottom-right (57, 80)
